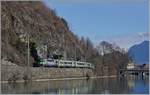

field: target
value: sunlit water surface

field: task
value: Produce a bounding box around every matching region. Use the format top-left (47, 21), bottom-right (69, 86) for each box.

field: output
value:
top-left (1, 76), bottom-right (149, 94)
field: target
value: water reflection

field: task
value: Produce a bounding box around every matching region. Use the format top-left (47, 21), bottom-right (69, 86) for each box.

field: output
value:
top-left (1, 76), bottom-right (149, 94)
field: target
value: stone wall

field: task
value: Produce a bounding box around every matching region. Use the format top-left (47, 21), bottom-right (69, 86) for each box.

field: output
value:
top-left (1, 64), bottom-right (95, 81)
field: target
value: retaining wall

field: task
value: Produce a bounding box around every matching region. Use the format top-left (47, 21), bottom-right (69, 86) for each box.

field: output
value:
top-left (1, 64), bottom-right (95, 81)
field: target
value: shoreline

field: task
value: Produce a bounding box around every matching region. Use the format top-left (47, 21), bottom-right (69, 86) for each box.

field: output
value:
top-left (1, 75), bottom-right (117, 84)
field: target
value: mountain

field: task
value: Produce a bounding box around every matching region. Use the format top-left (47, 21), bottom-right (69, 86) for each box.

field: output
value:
top-left (128, 41), bottom-right (149, 64)
top-left (1, 1), bottom-right (98, 66)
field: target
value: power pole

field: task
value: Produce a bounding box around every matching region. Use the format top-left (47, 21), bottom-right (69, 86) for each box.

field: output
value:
top-left (75, 43), bottom-right (76, 61)
top-left (63, 31), bottom-right (67, 60)
top-left (26, 23), bottom-right (31, 80)
top-left (102, 44), bottom-right (104, 76)
top-left (27, 30), bottom-right (30, 80)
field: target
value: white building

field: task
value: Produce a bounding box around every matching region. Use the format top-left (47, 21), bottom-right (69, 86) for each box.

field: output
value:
top-left (127, 62), bottom-right (135, 69)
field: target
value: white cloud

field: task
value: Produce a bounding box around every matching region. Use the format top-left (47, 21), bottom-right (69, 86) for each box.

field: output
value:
top-left (137, 32), bottom-right (149, 38)
top-left (107, 32), bottom-right (149, 49)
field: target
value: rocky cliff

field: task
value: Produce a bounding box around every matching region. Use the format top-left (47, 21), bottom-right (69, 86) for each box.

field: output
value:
top-left (1, 1), bottom-right (98, 66)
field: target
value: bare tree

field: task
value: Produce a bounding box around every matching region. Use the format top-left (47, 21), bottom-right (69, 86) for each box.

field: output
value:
top-left (96, 41), bottom-right (114, 55)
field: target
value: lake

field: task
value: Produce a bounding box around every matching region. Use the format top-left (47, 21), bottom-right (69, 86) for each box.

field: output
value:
top-left (1, 76), bottom-right (149, 94)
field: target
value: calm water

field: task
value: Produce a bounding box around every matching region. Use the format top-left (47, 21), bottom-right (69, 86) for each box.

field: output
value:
top-left (1, 76), bottom-right (149, 94)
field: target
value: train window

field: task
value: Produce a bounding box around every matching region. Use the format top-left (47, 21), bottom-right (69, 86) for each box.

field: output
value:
top-left (68, 62), bottom-right (72, 64)
top-left (77, 63), bottom-right (84, 65)
top-left (47, 59), bottom-right (54, 62)
top-left (62, 62), bottom-right (72, 64)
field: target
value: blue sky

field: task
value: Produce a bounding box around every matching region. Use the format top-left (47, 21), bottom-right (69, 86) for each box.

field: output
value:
top-left (42, 0), bottom-right (148, 48)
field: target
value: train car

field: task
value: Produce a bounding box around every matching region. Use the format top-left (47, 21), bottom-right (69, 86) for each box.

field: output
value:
top-left (42, 58), bottom-right (57, 67)
top-left (86, 63), bottom-right (91, 68)
top-left (73, 61), bottom-right (77, 67)
top-left (90, 64), bottom-right (95, 69)
top-left (39, 58), bottom-right (95, 69)
top-left (76, 62), bottom-right (87, 68)
top-left (58, 60), bottom-right (74, 68)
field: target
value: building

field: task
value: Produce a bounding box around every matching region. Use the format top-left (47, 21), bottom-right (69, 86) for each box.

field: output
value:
top-left (143, 64), bottom-right (149, 69)
top-left (127, 62), bottom-right (135, 69)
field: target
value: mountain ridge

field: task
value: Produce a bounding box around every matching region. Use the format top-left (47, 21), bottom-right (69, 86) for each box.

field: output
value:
top-left (128, 40), bottom-right (149, 64)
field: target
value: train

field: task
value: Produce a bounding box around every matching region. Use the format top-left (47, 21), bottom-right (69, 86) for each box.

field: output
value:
top-left (39, 58), bottom-right (95, 69)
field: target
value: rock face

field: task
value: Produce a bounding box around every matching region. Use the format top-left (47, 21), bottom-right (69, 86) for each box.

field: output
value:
top-left (1, 1), bottom-right (98, 66)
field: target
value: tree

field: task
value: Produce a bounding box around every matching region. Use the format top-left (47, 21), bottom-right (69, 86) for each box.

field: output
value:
top-left (96, 41), bottom-right (130, 75)
top-left (96, 41), bottom-right (114, 56)
top-left (80, 36), bottom-right (85, 45)
top-left (30, 42), bottom-right (41, 66)
top-left (85, 37), bottom-right (93, 50)
top-left (61, 17), bottom-right (69, 29)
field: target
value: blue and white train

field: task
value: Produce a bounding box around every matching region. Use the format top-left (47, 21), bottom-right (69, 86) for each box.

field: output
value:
top-left (40, 58), bottom-right (95, 69)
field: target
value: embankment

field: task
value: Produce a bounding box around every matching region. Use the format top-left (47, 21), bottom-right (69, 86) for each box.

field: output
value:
top-left (1, 64), bottom-right (95, 82)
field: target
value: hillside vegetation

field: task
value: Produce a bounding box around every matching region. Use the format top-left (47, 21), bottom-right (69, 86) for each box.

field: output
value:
top-left (1, 1), bottom-right (98, 66)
